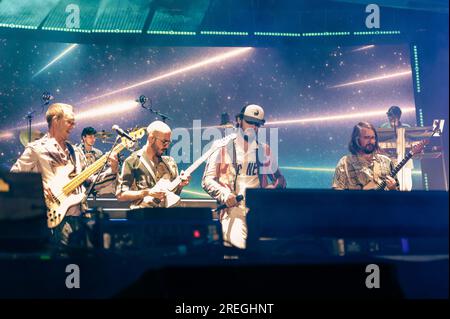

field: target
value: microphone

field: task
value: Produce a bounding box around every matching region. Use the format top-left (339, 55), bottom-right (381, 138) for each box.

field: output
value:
top-left (213, 194), bottom-right (244, 212)
top-left (136, 95), bottom-right (148, 108)
top-left (112, 125), bottom-right (135, 142)
top-left (42, 91), bottom-right (54, 105)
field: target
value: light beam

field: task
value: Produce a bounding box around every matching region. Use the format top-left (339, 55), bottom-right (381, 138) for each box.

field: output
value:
top-left (83, 47), bottom-right (253, 103)
top-left (12, 100), bottom-right (140, 131)
top-left (328, 70), bottom-right (412, 88)
top-left (0, 132), bottom-right (14, 141)
top-left (32, 44), bottom-right (78, 78)
top-left (266, 107), bottom-right (416, 126)
top-left (351, 45), bottom-right (375, 52)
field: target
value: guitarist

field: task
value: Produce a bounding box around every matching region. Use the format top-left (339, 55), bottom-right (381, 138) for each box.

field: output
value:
top-left (10, 103), bottom-right (119, 247)
top-left (202, 104), bottom-right (286, 249)
top-left (332, 121), bottom-right (399, 191)
top-left (116, 120), bottom-right (190, 208)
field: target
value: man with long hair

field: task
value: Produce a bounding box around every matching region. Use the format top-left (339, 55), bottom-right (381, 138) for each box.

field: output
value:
top-left (332, 121), bottom-right (399, 190)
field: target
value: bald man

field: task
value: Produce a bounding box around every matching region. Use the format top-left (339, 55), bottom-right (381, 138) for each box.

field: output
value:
top-left (116, 121), bottom-right (190, 209)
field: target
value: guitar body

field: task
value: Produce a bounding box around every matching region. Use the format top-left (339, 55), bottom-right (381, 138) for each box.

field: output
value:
top-left (136, 133), bottom-right (238, 210)
top-left (44, 127), bottom-right (147, 228)
top-left (140, 178), bottom-right (181, 208)
top-left (46, 165), bottom-right (86, 228)
top-left (360, 136), bottom-right (432, 192)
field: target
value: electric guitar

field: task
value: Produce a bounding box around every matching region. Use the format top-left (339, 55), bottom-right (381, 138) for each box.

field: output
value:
top-left (138, 133), bottom-right (237, 208)
top-left (363, 127), bottom-right (438, 190)
top-left (46, 128), bottom-right (146, 228)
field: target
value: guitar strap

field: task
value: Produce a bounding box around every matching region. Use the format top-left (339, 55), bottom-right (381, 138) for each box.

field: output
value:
top-left (139, 153), bottom-right (157, 184)
top-left (66, 142), bottom-right (78, 173)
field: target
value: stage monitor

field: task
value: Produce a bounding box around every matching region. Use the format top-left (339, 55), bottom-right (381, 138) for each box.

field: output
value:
top-left (246, 188), bottom-right (449, 240)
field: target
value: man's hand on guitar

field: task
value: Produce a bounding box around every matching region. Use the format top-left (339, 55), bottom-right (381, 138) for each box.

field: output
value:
top-left (385, 176), bottom-right (397, 190)
top-left (141, 188), bottom-right (165, 200)
top-left (43, 185), bottom-right (53, 202)
top-left (179, 170), bottom-right (191, 187)
top-left (225, 193), bottom-right (238, 208)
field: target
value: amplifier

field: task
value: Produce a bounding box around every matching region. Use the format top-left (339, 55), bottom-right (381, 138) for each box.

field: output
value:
top-left (93, 207), bottom-right (222, 257)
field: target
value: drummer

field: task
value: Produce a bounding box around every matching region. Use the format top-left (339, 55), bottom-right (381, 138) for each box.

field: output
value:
top-left (77, 126), bottom-right (103, 166)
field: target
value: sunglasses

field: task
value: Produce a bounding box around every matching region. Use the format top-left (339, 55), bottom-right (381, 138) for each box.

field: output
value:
top-left (154, 137), bottom-right (171, 145)
top-left (244, 119), bottom-right (262, 127)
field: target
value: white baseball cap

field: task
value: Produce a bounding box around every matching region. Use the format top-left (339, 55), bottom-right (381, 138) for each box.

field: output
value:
top-left (239, 104), bottom-right (265, 125)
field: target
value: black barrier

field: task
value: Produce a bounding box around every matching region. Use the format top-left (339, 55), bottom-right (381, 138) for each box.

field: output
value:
top-left (246, 189), bottom-right (449, 238)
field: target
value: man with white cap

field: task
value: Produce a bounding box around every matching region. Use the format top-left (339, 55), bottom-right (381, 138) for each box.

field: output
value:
top-left (116, 120), bottom-right (190, 208)
top-left (202, 104), bottom-right (286, 249)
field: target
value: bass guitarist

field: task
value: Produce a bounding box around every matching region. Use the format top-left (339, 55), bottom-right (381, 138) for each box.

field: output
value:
top-left (10, 103), bottom-right (119, 248)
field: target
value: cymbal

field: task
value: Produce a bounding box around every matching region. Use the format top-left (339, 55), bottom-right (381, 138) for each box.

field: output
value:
top-left (95, 130), bottom-right (113, 139)
top-left (19, 129), bottom-right (44, 147)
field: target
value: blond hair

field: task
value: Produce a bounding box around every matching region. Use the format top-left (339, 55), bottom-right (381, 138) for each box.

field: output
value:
top-left (46, 103), bottom-right (73, 128)
top-left (146, 120), bottom-right (171, 136)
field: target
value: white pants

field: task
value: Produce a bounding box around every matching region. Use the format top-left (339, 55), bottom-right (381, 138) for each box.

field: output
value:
top-left (221, 207), bottom-right (248, 249)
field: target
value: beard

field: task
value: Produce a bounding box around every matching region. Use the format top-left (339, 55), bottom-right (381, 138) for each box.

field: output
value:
top-left (362, 144), bottom-right (376, 154)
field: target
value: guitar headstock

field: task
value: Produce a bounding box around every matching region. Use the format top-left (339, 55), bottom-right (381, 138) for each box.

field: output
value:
top-left (212, 133), bottom-right (237, 149)
top-left (120, 127), bottom-right (146, 149)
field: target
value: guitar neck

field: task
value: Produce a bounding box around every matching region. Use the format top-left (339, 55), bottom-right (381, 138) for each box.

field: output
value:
top-left (63, 144), bottom-right (124, 194)
top-left (376, 150), bottom-right (414, 190)
top-left (167, 145), bottom-right (220, 191)
top-left (391, 150), bottom-right (414, 178)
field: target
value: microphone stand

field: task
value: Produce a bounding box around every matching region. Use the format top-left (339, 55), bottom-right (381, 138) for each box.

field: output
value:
top-left (25, 110), bottom-right (36, 144)
top-left (138, 95), bottom-right (172, 155)
top-left (138, 95), bottom-right (172, 123)
top-left (85, 135), bottom-right (120, 207)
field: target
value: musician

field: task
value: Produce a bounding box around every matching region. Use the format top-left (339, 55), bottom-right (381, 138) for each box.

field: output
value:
top-left (202, 104), bottom-right (286, 249)
top-left (116, 120), bottom-right (190, 208)
top-left (76, 126), bottom-right (117, 196)
top-left (380, 105), bottom-right (413, 191)
top-left (77, 126), bottom-right (103, 166)
top-left (380, 106), bottom-right (411, 129)
top-left (10, 103), bottom-right (119, 247)
top-left (332, 121), bottom-right (399, 191)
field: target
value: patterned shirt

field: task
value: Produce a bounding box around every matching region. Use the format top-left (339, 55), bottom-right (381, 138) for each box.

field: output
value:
top-left (116, 147), bottom-right (180, 209)
top-left (10, 134), bottom-right (117, 216)
top-left (332, 153), bottom-right (399, 190)
top-left (202, 136), bottom-right (285, 208)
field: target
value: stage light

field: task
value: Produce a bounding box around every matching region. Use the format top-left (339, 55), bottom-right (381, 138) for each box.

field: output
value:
top-left (83, 47), bottom-right (253, 103)
top-left (354, 30), bottom-right (401, 35)
top-left (200, 31), bottom-right (248, 36)
top-left (413, 45), bottom-right (421, 93)
top-left (303, 32), bottom-right (350, 37)
top-left (32, 44), bottom-right (78, 78)
top-left (266, 107), bottom-right (416, 126)
top-left (328, 70), bottom-right (412, 88)
top-left (147, 30), bottom-right (196, 35)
